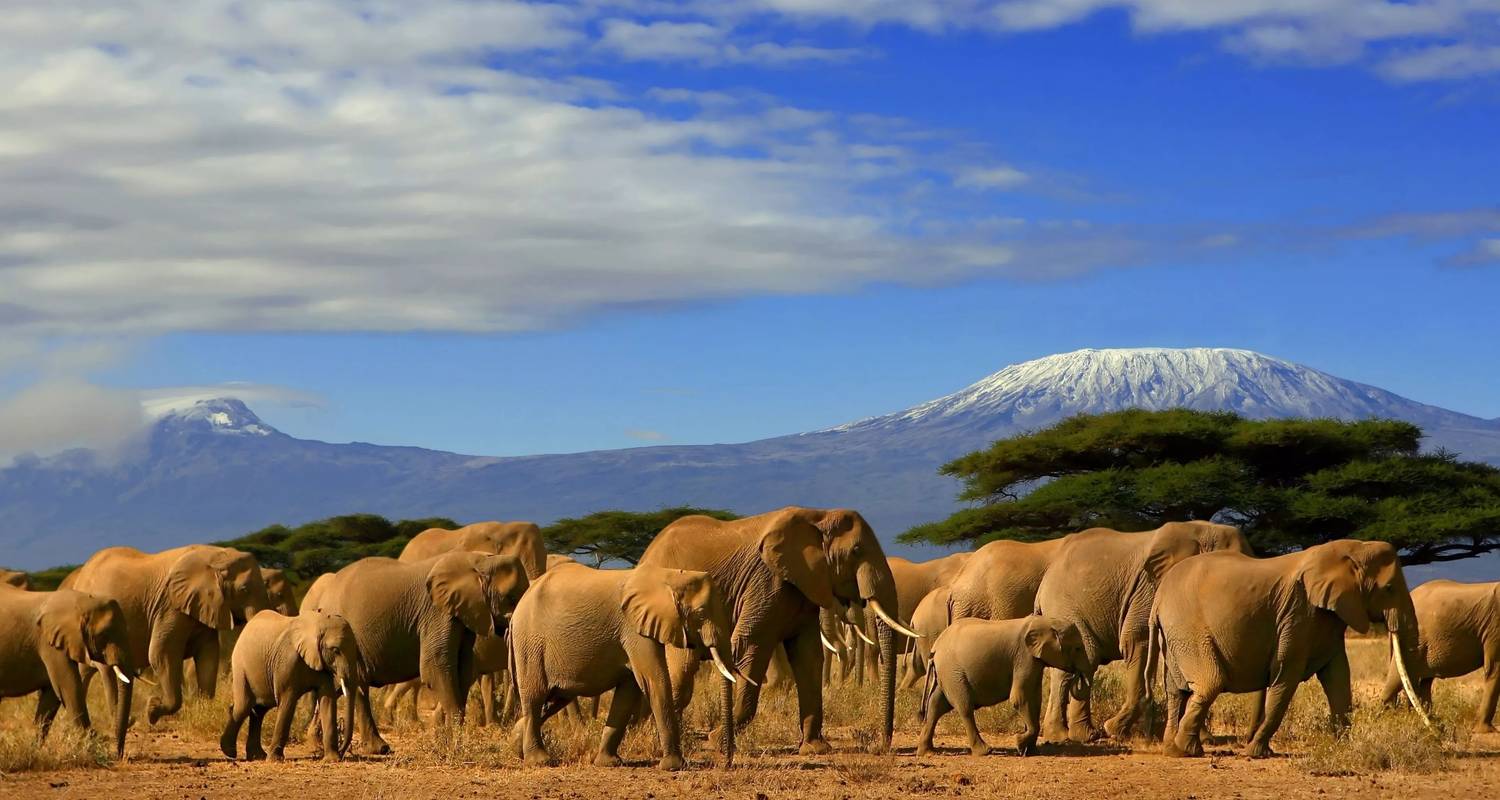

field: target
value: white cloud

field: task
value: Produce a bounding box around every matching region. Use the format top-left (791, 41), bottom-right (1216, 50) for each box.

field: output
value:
top-left (139, 384), bottom-right (325, 418)
top-left (1380, 43), bottom-right (1500, 81)
top-left (1444, 237), bottom-right (1500, 267)
top-left (598, 18), bottom-right (863, 64)
top-left (955, 165), bottom-right (1031, 190)
top-left (0, 379), bottom-right (146, 461)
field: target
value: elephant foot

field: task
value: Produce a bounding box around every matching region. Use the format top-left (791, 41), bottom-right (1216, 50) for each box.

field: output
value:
top-left (799, 738), bottom-right (833, 756)
top-left (245, 747), bottom-right (267, 762)
top-left (1243, 740), bottom-right (1274, 759)
top-left (1162, 738), bottom-right (1193, 758)
top-left (593, 751), bottom-right (622, 768)
top-left (1472, 722), bottom-right (1496, 735)
top-left (970, 742), bottom-right (993, 757)
top-left (1041, 723), bottom-right (1070, 743)
top-left (146, 701), bottom-right (167, 726)
top-left (219, 732), bottom-right (237, 760)
top-left (523, 748), bottom-right (554, 767)
top-left (1014, 735), bottom-right (1036, 757)
top-left (657, 754), bottom-right (686, 772)
top-left (1069, 725), bottom-right (1103, 743)
top-left (915, 740), bottom-right (934, 757)
top-left (268, 749), bottom-right (284, 763)
top-left (1103, 716), bottom-right (1133, 740)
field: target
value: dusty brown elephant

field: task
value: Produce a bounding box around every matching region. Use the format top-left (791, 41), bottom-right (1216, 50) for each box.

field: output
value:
top-left (908, 585), bottom-right (953, 679)
top-left (917, 616), bottom-right (1092, 757)
top-left (1379, 579), bottom-right (1500, 732)
top-left (391, 521), bottom-right (549, 726)
top-left (638, 506), bottom-right (918, 754)
top-left (510, 565), bottom-right (743, 769)
top-left (62, 545), bottom-right (269, 724)
top-left (1, 568), bottom-right (30, 589)
top-left (219, 567), bottom-right (298, 675)
top-left (0, 587), bottom-right (137, 756)
top-left (1151, 540), bottom-right (1425, 758)
top-left (1034, 521), bottom-right (1252, 741)
top-left (946, 538), bottom-right (1069, 622)
top-left (221, 609), bottom-right (364, 762)
top-left (299, 552), bottom-right (528, 755)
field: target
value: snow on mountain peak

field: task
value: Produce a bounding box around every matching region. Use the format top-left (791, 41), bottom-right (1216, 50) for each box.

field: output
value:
top-left (825, 347), bottom-right (1458, 434)
top-left (153, 397), bottom-right (276, 437)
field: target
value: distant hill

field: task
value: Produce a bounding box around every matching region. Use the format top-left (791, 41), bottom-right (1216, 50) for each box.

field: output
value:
top-left (3, 347), bottom-right (1498, 570)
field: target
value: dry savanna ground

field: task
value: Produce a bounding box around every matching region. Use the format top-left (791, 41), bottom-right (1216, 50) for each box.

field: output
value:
top-left (2, 637), bottom-right (1498, 799)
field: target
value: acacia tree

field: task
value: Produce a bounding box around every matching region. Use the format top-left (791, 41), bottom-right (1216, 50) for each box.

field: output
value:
top-left (900, 409), bottom-right (1500, 565)
top-left (542, 506), bottom-right (740, 567)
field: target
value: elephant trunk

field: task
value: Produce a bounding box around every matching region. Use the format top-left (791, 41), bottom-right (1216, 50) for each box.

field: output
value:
top-left (114, 672), bottom-right (133, 758)
top-left (719, 664), bottom-right (735, 767)
top-left (338, 684), bottom-right (355, 757)
top-left (855, 568), bottom-right (902, 753)
top-left (877, 620), bottom-right (895, 752)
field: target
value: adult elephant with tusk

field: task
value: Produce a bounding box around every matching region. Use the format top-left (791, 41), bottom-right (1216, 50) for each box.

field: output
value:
top-left (638, 506), bottom-right (916, 754)
top-left (0, 587), bottom-right (138, 757)
top-left (1378, 579), bottom-right (1500, 732)
top-left (1151, 539), bottom-right (1425, 758)
top-left (510, 565), bottom-right (739, 770)
top-left (61, 545), bottom-right (269, 725)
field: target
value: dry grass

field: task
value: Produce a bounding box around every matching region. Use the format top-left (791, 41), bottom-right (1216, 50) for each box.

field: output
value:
top-left (0, 698), bottom-right (114, 774)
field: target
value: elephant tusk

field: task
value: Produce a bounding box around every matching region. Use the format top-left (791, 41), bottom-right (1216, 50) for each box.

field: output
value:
top-left (340, 678), bottom-right (350, 698)
top-left (709, 648), bottom-right (737, 684)
top-left (133, 673), bottom-right (158, 687)
top-left (112, 665), bottom-right (131, 685)
top-left (869, 599), bottom-right (922, 639)
top-left (1391, 633), bottom-right (1433, 729)
top-left (735, 668), bottom-right (759, 688)
top-left (820, 631), bottom-right (841, 657)
top-left (850, 624), bottom-right (876, 647)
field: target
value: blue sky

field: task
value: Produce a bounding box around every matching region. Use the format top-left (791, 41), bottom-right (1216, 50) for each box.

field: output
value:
top-left (2, 2), bottom-right (1498, 458)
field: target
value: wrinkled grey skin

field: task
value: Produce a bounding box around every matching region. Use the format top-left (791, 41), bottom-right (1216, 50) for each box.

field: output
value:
top-left (1379, 579), bottom-right (1500, 732)
top-left (917, 616), bottom-right (1092, 757)
top-left (1152, 541), bottom-right (1421, 758)
top-left (1034, 521), bottom-right (1252, 741)
top-left (220, 610), bottom-right (364, 762)
top-left (0, 587), bottom-right (137, 757)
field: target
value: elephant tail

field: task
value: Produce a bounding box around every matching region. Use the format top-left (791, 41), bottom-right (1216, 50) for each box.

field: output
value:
top-left (1145, 604), bottom-right (1165, 726)
top-left (918, 650), bottom-right (938, 724)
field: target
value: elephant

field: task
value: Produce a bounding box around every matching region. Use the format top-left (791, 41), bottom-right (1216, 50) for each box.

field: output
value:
top-left (393, 519), bottom-right (549, 726)
top-left (2, 568), bottom-right (30, 589)
top-left (0, 587), bottom-right (137, 756)
top-left (638, 506), bottom-right (918, 754)
top-left (61, 544), bottom-right (269, 724)
top-left (1033, 521), bottom-right (1252, 741)
top-left (299, 552), bottom-right (528, 755)
top-left (917, 616), bottom-right (1092, 757)
top-left (945, 538), bottom-right (1069, 623)
top-left (888, 553), bottom-right (970, 687)
top-left (908, 586), bottom-right (954, 679)
top-left (1151, 540), bottom-right (1425, 758)
top-left (510, 564), bottom-right (742, 770)
top-left (399, 520), bottom-right (547, 580)
top-left (1379, 579), bottom-right (1500, 732)
top-left (220, 609), bottom-right (363, 762)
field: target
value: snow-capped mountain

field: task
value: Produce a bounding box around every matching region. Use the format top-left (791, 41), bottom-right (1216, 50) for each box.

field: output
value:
top-left (2, 347), bottom-right (1497, 568)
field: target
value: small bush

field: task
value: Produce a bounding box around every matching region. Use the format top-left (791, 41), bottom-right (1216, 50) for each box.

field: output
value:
top-left (0, 725), bottom-right (113, 773)
top-left (1299, 705), bottom-right (1464, 775)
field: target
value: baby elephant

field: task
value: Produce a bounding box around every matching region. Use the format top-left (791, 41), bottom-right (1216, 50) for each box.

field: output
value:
top-left (221, 610), bottom-right (363, 762)
top-left (510, 564), bottom-right (742, 770)
top-left (918, 615), bottom-right (1092, 757)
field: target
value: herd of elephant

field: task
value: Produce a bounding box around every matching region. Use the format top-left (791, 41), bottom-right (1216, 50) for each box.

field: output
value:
top-left (2, 509), bottom-right (1498, 771)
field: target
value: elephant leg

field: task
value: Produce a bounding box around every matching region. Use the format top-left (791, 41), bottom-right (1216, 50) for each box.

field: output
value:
top-left (1105, 648), bottom-right (1146, 740)
top-left (34, 689), bottom-right (62, 740)
top-left (245, 706), bottom-right (268, 761)
top-left (1013, 682), bottom-right (1040, 756)
top-left (1065, 673), bottom-right (1099, 742)
top-left (40, 650), bottom-right (91, 731)
top-left (626, 639), bottom-right (684, 771)
top-left (220, 674), bottom-right (253, 759)
top-left (1244, 682), bottom-right (1295, 758)
top-left (268, 689), bottom-right (303, 761)
top-left (477, 673), bottom-right (495, 728)
top-left (1163, 688), bottom-right (1185, 745)
top-left (597, 679), bottom-right (643, 767)
top-left (785, 627), bottom-right (831, 755)
top-left (519, 690), bottom-right (555, 766)
top-left (916, 690), bottom-right (949, 756)
top-left (1042, 668), bottom-right (1069, 741)
top-left (1243, 689), bottom-right (1266, 744)
top-left (954, 693), bottom-right (989, 756)
top-left (1476, 654), bottom-right (1500, 733)
top-left (1171, 687), bottom-right (1219, 758)
top-left (731, 644), bottom-right (775, 730)
top-left (146, 647), bottom-right (187, 725)
top-left (1379, 662), bottom-right (1403, 708)
top-left (191, 632), bottom-right (221, 699)
top-left (1316, 650), bottom-right (1353, 733)
top-left (354, 686), bottom-right (391, 756)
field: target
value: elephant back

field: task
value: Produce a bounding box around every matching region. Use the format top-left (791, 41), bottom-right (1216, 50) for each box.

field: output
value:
top-left (946, 538), bottom-right (1065, 621)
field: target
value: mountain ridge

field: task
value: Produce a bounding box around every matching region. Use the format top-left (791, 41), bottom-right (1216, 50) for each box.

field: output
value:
top-left (3, 347), bottom-right (1497, 568)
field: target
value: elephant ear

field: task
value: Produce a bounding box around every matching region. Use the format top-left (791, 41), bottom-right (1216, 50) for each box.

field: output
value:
top-left (1022, 618), bottom-right (1055, 661)
top-left (1300, 544), bottom-right (1371, 634)
top-left (758, 515), bottom-right (838, 610)
top-left (1143, 523), bottom-right (1208, 582)
top-left (38, 595), bottom-right (90, 664)
top-left (293, 613), bottom-right (326, 672)
top-left (166, 551), bottom-right (230, 629)
top-left (621, 568), bottom-right (689, 647)
top-left (425, 554), bottom-right (494, 636)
